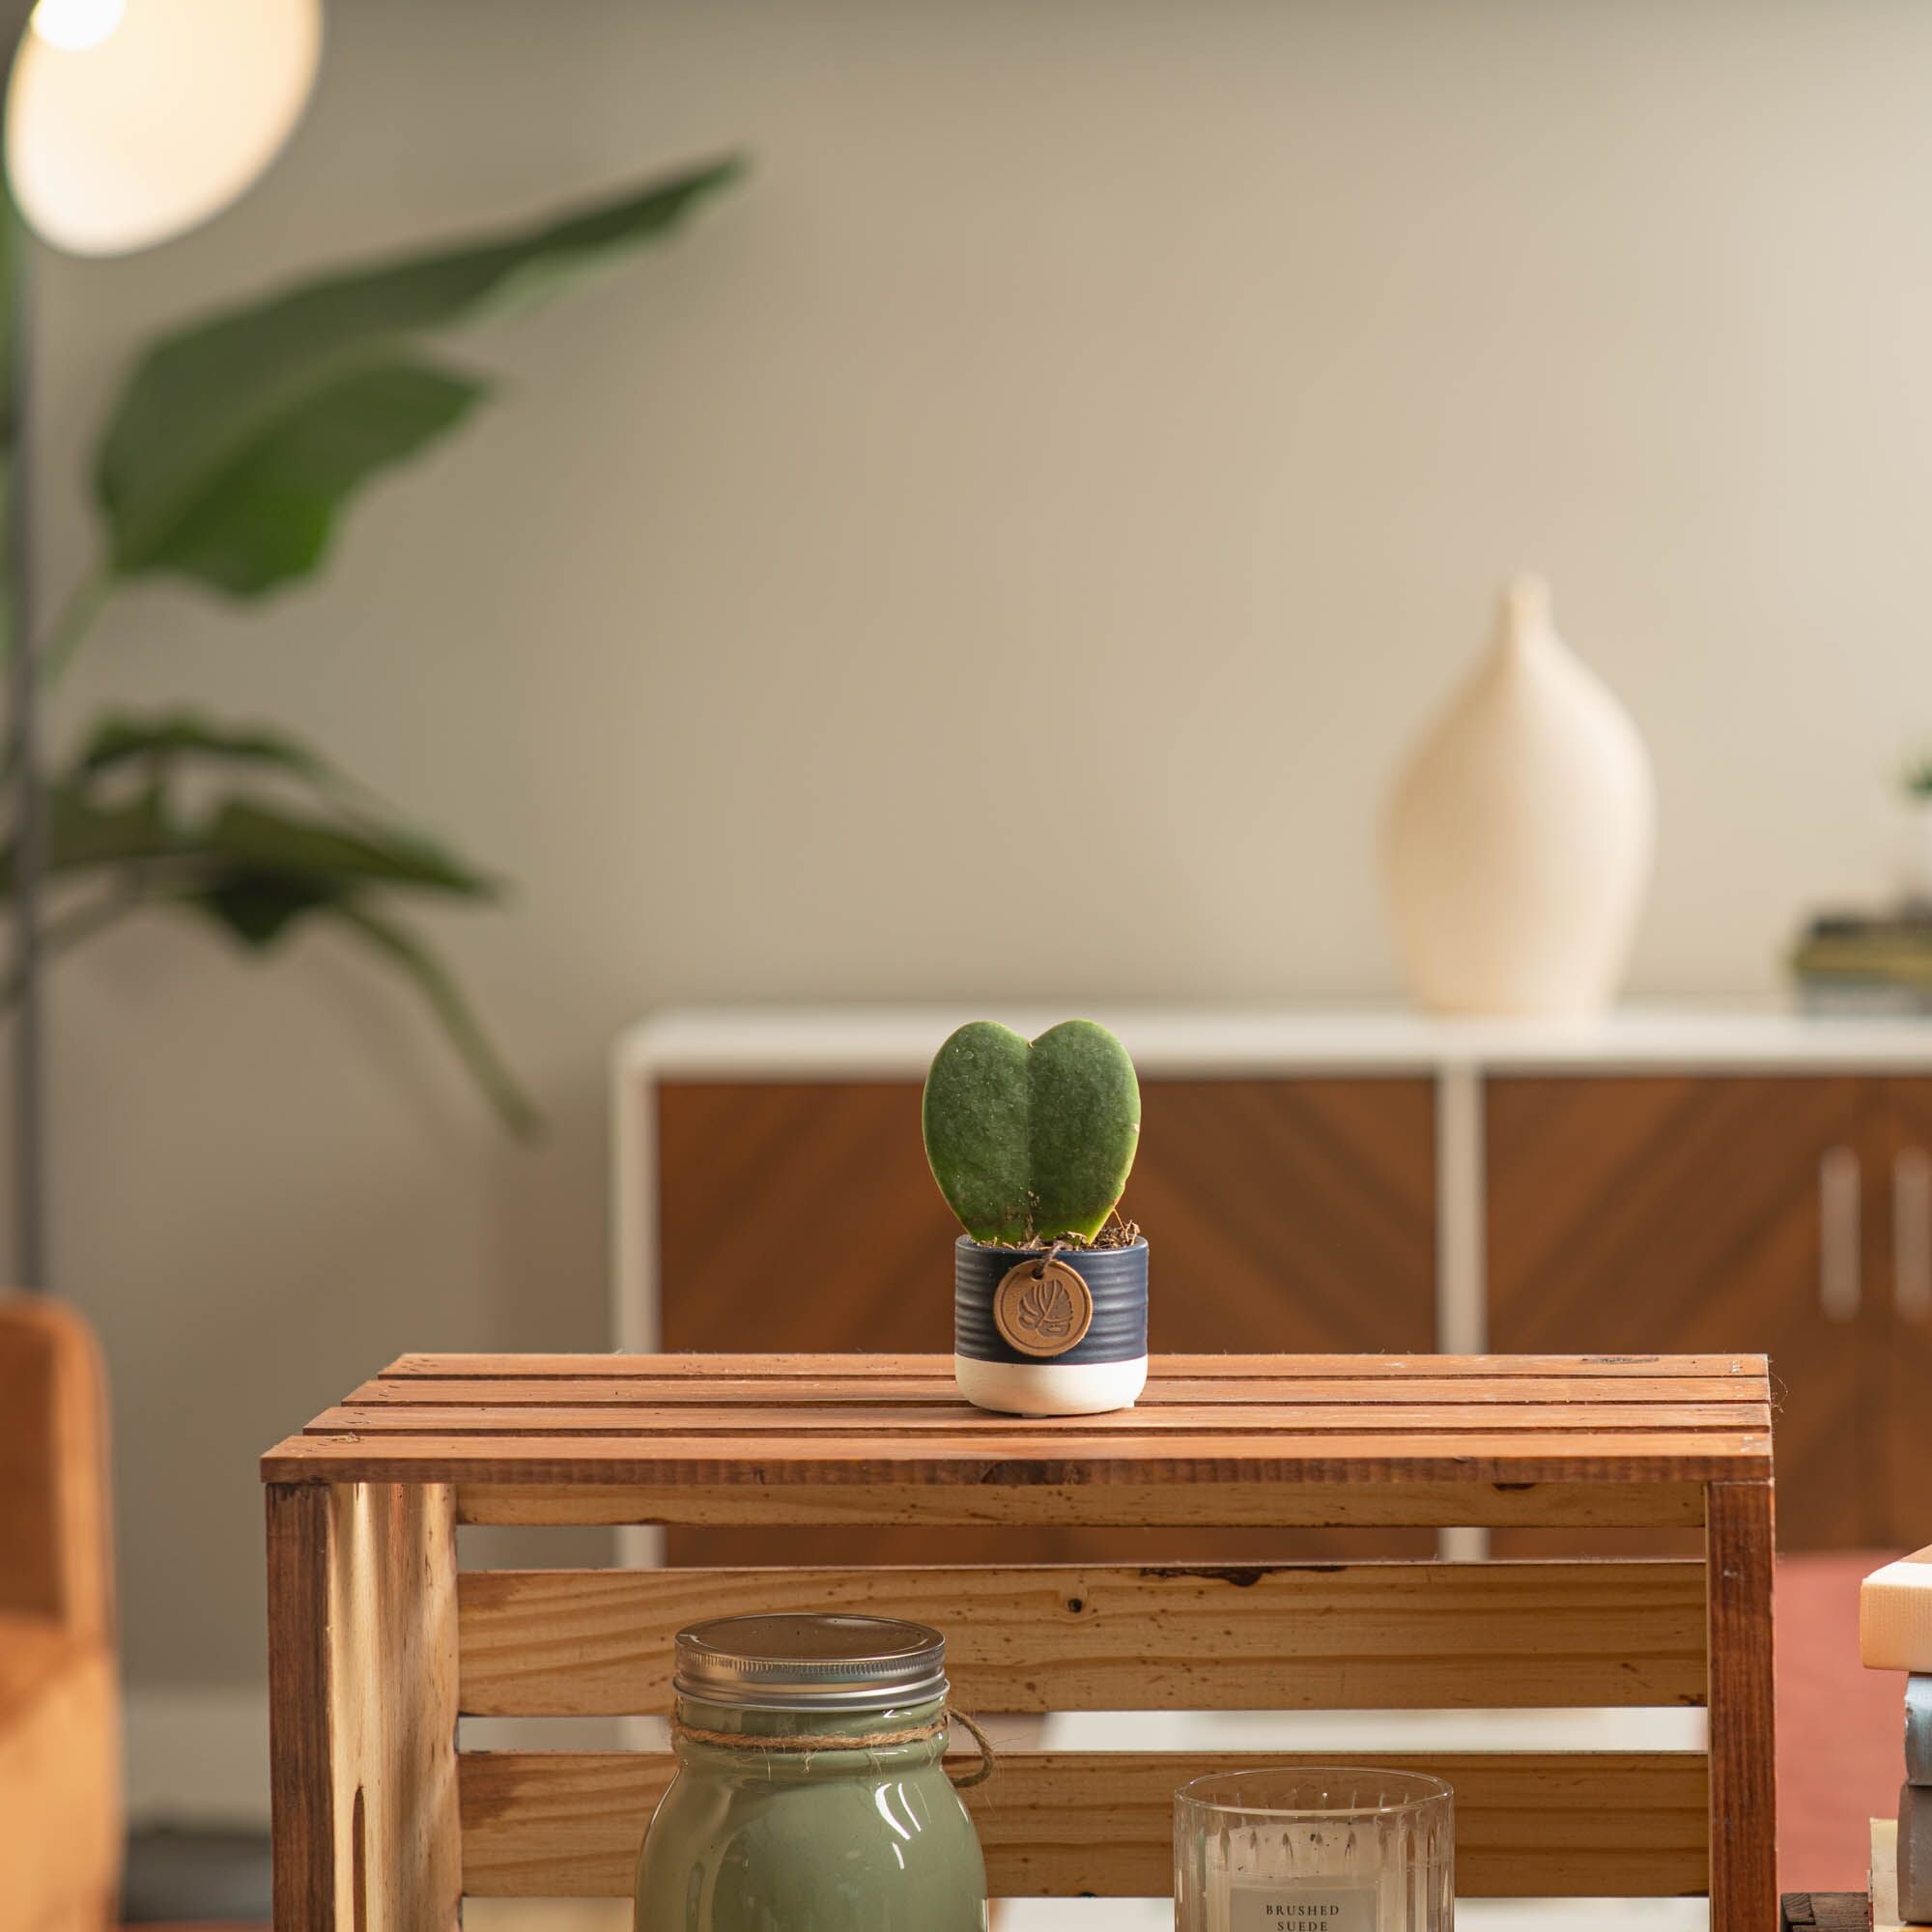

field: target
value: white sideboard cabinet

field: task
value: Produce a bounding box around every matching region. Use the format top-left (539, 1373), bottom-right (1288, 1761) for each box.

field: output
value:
top-left (613, 1006), bottom-right (1932, 1552)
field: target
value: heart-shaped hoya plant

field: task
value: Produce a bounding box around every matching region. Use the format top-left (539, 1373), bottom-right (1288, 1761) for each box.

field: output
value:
top-left (922, 1020), bottom-right (1141, 1245)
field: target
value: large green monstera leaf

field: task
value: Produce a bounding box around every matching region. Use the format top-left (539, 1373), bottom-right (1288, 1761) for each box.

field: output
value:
top-left (94, 156), bottom-right (742, 598)
top-left (8, 157), bottom-right (745, 1134)
top-left (922, 1019), bottom-right (1141, 1245)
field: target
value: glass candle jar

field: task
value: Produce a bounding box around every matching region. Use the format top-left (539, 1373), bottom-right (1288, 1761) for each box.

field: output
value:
top-left (635, 1613), bottom-right (988, 1932)
top-left (1175, 1767), bottom-right (1453, 1932)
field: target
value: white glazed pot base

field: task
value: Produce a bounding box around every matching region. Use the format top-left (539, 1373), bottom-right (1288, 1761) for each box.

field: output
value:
top-left (953, 1353), bottom-right (1148, 1417)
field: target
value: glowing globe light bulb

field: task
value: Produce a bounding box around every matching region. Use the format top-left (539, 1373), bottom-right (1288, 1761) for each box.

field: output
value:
top-left (28, 0), bottom-right (126, 54)
top-left (7, 0), bottom-right (322, 256)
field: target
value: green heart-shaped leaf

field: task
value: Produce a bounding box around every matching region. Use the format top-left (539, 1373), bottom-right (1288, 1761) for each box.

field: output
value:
top-left (922, 1019), bottom-right (1141, 1245)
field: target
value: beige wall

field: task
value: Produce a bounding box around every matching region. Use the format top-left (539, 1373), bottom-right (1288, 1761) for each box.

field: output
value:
top-left (22, 0), bottom-right (1932, 1699)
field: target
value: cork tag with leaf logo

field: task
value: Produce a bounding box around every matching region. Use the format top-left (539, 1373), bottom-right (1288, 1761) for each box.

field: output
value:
top-left (993, 1257), bottom-right (1094, 1357)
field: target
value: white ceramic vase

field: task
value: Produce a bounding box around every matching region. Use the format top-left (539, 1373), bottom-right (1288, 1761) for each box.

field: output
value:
top-left (1381, 575), bottom-right (1655, 1018)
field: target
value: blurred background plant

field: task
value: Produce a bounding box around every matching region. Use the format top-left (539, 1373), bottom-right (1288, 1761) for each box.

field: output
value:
top-left (5, 154), bottom-right (740, 1135)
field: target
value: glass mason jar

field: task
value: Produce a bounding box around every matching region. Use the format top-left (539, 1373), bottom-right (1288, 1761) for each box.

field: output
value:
top-left (1175, 1767), bottom-right (1453, 1932)
top-left (635, 1613), bottom-right (988, 1932)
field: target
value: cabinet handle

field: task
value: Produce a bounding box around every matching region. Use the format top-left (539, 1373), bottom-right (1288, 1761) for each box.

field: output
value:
top-left (1820, 1145), bottom-right (1861, 1322)
top-left (1897, 1147), bottom-right (1932, 1323)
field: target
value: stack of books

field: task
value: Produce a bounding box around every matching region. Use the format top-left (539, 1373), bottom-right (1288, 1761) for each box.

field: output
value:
top-left (1863, 1546), bottom-right (1932, 1923)
top-left (1794, 910), bottom-right (1932, 1014)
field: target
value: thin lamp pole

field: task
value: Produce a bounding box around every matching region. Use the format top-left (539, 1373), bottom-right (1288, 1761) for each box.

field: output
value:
top-left (4, 61), bottom-right (45, 1290)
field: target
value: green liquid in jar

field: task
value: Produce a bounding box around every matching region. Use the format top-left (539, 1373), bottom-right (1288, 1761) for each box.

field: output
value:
top-left (634, 1694), bottom-right (989, 1931)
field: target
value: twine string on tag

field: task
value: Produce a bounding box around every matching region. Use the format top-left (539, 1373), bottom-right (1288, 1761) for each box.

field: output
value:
top-left (669, 1705), bottom-right (996, 1788)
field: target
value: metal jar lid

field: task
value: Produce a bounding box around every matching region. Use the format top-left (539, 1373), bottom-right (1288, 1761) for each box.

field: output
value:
top-left (673, 1614), bottom-right (948, 1713)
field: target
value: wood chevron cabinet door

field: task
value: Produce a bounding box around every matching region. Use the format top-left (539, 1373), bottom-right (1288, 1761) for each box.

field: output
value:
top-left (1485, 1075), bottom-right (1884, 1550)
top-left (657, 1082), bottom-right (956, 1359)
top-left (1877, 1080), bottom-right (1932, 1546)
top-left (1125, 1078), bottom-right (1436, 1355)
top-left (655, 1076), bottom-right (1437, 1563)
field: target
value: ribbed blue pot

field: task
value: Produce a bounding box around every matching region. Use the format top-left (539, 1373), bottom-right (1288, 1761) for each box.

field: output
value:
top-left (952, 1236), bottom-right (1149, 1367)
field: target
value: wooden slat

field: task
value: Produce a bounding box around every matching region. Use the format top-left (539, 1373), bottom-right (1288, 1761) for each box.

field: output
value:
top-left (268, 1481), bottom-right (462, 1932)
top-left (264, 1429), bottom-right (1770, 1491)
top-left (316, 1400), bottom-right (1771, 1437)
top-left (456, 1557), bottom-right (1708, 1716)
top-left (385, 1350), bottom-right (1768, 1380)
top-left (279, 1353), bottom-right (1769, 1490)
top-left (349, 1372), bottom-right (1775, 1407)
top-left (1708, 1480), bottom-right (1777, 1932)
top-left (457, 1747), bottom-right (1710, 1898)
top-left (454, 1476), bottom-right (1714, 1528)
top-left (266, 1487), bottom-right (335, 1930)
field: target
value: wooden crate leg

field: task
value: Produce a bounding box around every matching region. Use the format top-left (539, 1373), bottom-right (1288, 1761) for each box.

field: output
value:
top-left (268, 1480), bottom-right (462, 1930)
top-left (1707, 1480), bottom-right (1776, 1932)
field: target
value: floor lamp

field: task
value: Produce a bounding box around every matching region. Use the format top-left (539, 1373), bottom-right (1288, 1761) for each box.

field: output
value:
top-left (4, 0), bottom-right (322, 1287)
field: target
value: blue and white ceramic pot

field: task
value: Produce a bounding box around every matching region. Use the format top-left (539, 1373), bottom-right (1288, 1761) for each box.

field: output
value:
top-left (952, 1236), bottom-right (1148, 1416)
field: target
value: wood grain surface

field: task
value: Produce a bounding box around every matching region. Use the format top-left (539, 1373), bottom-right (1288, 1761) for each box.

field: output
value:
top-left (1706, 1480), bottom-right (1777, 1932)
top-left (456, 1557), bottom-right (1708, 1716)
top-left (264, 1355), bottom-right (1772, 1516)
top-left (1486, 1075), bottom-right (1870, 1551)
top-left (651, 1076), bottom-right (1436, 1564)
top-left (1878, 1079), bottom-right (1932, 1548)
top-left (354, 1371), bottom-right (1768, 1404)
top-left (259, 1350), bottom-right (1776, 1916)
top-left (267, 1481), bottom-right (461, 1932)
top-left (1780, 1896), bottom-right (1873, 1930)
top-left (451, 1475), bottom-right (1715, 1529)
top-left (653, 1079), bottom-right (1438, 1361)
top-left (384, 1350), bottom-right (1768, 1380)
top-left (457, 1747), bottom-right (1710, 1899)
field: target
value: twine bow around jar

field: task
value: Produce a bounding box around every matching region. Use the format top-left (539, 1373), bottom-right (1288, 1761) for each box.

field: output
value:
top-left (669, 1705), bottom-right (997, 1788)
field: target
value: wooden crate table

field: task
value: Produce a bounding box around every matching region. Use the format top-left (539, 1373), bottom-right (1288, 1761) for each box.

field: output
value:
top-left (261, 1350), bottom-right (1776, 1929)
top-left (1780, 1900), bottom-right (1872, 1930)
